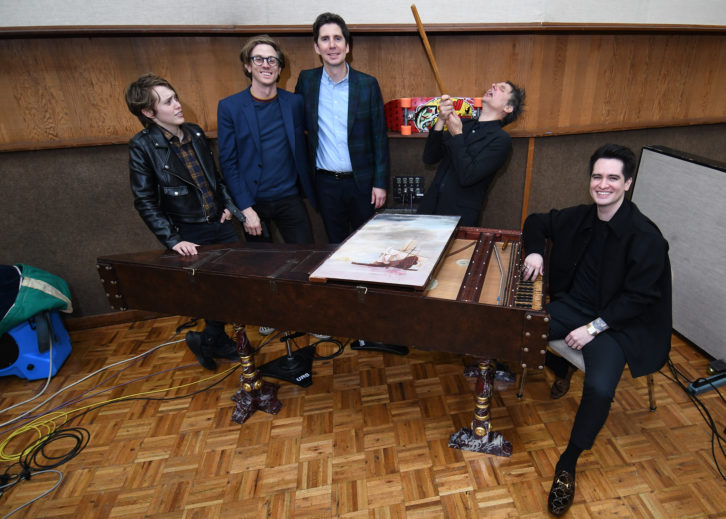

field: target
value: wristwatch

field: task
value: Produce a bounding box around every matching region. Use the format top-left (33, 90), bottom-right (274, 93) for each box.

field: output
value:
top-left (586, 317), bottom-right (608, 336)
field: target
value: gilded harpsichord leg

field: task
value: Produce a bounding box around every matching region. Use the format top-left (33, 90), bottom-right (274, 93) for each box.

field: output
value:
top-left (448, 360), bottom-right (513, 457)
top-left (230, 325), bottom-right (283, 424)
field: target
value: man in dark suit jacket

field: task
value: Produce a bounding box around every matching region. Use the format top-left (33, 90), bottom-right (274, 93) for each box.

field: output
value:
top-left (522, 144), bottom-right (672, 516)
top-left (418, 83), bottom-right (525, 227)
top-left (295, 12), bottom-right (389, 244)
top-left (218, 34), bottom-right (316, 245)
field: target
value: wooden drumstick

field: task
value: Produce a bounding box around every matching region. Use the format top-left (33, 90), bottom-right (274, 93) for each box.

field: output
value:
top-left (411, 4), bottom-right (447, 95)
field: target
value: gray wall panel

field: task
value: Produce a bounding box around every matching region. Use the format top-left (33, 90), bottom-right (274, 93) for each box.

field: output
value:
top-left (632, 147), bottom-right (726, 360)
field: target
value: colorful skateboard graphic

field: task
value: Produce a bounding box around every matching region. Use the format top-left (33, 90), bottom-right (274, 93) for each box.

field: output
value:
top-left (384, 96), bottom-right (481, 134)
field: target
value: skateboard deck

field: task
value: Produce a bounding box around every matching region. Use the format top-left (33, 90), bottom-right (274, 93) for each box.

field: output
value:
top-left (384, 96), bottom-right (480, 134)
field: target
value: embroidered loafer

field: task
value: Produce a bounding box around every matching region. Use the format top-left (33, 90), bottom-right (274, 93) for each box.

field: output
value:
top-left (548, 469), bottom-right (575, 516)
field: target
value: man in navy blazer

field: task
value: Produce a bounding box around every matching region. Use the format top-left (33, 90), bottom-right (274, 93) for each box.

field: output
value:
top-left (218, 35), bottom-right (316, 245)
top-left (295, 12), bottom-right (389, 244)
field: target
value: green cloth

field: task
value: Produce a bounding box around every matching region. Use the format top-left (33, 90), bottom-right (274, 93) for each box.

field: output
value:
top-left (0, 264), bottom-right (72, 336)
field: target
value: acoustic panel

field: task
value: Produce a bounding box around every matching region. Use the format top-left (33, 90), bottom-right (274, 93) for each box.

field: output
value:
top-left (631, 146), bottom-right (726, 361)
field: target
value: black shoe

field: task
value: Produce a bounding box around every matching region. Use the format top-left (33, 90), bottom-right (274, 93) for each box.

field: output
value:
top-left (551, 365), bottom-right (577, 399)
top-left (213, 334), bottom-right (239, 360)
top-left (185, 331), bottom-right (217, 370)
top-left (548, 469), bottom-right (575, 516)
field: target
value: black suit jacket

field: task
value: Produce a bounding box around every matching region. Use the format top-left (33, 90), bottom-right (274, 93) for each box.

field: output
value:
top-left (523, 199), bottom-right (672, 377)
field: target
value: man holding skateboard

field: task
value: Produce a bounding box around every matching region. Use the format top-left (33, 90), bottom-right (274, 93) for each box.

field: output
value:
top-left (418, 82), bottom-right (525, 227)
top-left (295, 12), bottom-right (389, 244)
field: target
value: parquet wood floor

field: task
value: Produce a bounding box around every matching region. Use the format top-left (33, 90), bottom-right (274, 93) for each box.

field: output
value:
top-left (1, 316), bottom-right (724, 518)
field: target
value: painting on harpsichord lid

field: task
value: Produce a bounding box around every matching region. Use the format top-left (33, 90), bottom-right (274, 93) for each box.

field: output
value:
top-left (309, 213), bottom-right (460, 289)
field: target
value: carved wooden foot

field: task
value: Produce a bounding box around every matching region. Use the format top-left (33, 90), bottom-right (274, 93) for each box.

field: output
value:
top-left (230, 324), bottom-right (282, 424)
top-left (449, 360), bottom-right (512, 457)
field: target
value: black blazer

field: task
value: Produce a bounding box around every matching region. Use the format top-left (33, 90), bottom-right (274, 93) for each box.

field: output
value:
top-left (523, 199), bottom-right (672, 377)
top-left (418, 119), bottom-right (511, 226)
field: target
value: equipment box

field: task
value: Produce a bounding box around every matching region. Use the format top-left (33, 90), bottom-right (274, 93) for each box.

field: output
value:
top-left (0, 310), bottom-right (72, 380)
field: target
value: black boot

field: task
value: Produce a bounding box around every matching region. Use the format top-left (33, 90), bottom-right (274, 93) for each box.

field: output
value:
top-left (212, 333), bottom-right (240, 360)
top-left (202, 320), bottom-right (238, 360)
top-left (185, 331), bottom-right (217, 370)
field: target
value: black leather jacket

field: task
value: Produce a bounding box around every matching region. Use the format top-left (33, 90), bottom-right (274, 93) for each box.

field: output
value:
top-left (129, 123), bottom-right (243, 249)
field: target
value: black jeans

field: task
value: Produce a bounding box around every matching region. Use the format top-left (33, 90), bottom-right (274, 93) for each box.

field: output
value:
top-left (176, 219), bottom-right (238, 246)
top-left (547, 297), bottom-right (627, 450)
top-left (247, 194), bottom-right (312, 244)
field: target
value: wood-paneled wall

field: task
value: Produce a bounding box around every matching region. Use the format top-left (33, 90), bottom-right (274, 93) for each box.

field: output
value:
top-left (1, 29), bottom-right (725, 151)
top-left (2, 26), bottom-right (725, 319)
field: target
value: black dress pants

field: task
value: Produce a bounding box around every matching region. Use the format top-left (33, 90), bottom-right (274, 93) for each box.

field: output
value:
top-left (547, 297), bottom-right (627, 450)
top-left (315, 173), bottom-right (374, 244)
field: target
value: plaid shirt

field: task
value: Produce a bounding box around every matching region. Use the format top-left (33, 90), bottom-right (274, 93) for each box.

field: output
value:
top-left (159, 126), bottom-right (217, 219)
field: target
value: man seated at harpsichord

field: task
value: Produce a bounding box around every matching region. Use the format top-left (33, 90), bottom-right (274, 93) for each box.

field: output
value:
top-left (417, 82), bottom-right (525, 227)
top-left (521, 144), bottom-right (672, 516)
top-left (125, 73), bottom-right (243, 370)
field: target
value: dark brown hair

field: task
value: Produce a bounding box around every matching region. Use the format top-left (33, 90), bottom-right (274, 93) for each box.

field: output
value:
top-left (502, 81), bottom-right (525, 126)
top-left (589, 144), bottom-right (637, 181)
top-left (124, 74), bottom-right (176, 128)
top-left (313, 12), bottom-right (351, 46)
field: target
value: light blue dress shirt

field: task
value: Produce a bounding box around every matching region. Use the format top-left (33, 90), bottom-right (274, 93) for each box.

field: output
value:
top-left (316, 65), bottom-right (353, 173)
